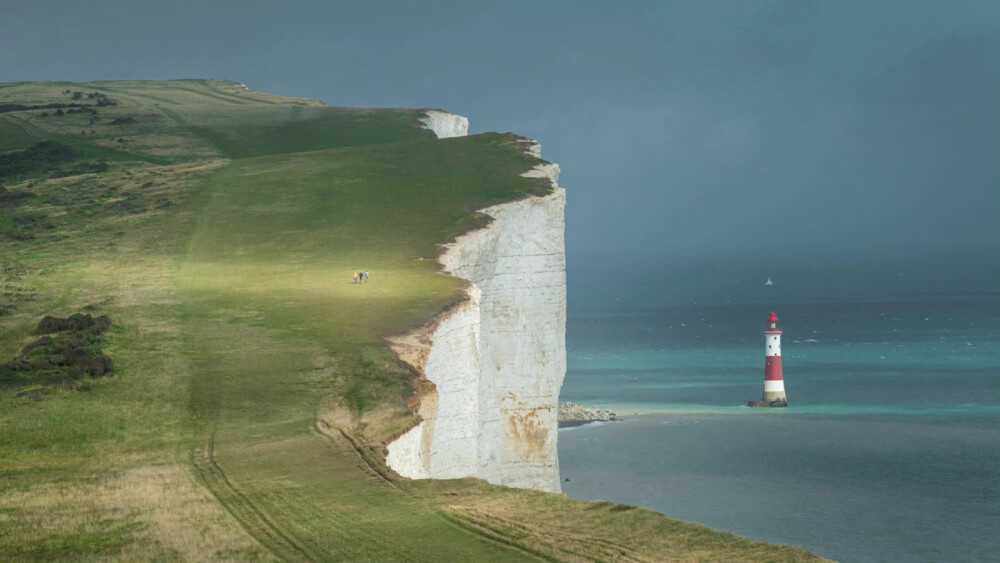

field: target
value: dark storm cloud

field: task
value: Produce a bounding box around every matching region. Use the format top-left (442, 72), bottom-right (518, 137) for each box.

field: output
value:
top-left (3, 1), bottom-right (998, 289)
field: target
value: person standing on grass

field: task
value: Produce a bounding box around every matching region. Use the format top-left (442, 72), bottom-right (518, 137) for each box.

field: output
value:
top-left (365, 270), bottom-right (370, 283)
top-left (353, 271), bottom-right (358, 284)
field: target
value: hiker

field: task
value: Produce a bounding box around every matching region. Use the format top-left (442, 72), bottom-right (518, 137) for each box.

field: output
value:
top-left (364, 270), bottom-right (370, 283)
top-left (353, 271), bottom-right (358, 284)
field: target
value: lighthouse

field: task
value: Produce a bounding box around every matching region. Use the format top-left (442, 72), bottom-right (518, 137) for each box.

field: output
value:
top-left (749, 312), bottom-right (788, 407)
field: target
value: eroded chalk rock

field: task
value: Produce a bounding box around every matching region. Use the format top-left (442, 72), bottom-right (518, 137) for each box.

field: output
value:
top-left (420, 110), bottom-right (469, 139)
top-left (387, 139), bottom-right (566, 492)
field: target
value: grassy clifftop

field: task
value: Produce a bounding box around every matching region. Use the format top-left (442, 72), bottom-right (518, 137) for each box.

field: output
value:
top-left (0, 79), bottom-right (433, 161)
top-left (0, 80), bottom-right (822, 562)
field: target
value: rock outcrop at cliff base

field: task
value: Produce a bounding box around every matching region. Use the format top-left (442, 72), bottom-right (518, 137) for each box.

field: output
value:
top-left (558, 402), bottom-right (618, 427)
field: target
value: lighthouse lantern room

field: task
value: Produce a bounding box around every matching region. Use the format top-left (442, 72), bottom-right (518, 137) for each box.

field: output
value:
top-left (749, 312), bottom-right (788, 407)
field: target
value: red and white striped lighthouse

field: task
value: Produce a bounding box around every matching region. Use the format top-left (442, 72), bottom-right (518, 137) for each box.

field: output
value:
top-left (762, 312), bottom-right (787, 406)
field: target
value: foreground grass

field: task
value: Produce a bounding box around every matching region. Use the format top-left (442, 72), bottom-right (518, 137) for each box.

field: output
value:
top-left (1, 163), bottom-right (274, 561)
top-left (1, 80), bottom-right (824, 561)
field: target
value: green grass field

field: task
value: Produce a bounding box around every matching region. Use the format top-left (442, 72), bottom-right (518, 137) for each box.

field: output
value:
top-left (0, 80), bottom-right (824, 562)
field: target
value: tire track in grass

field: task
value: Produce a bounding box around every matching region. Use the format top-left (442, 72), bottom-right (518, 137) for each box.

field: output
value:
top-left (203, 81), bottom-right (280, 105)
top-left (439, 512), bottom-right (554, 562)
top-left (313, 421), bottom-right (399, 489)
top-left (192, 434), bottom-right (320, 562)
top-left (82, 84), bottom-right (184, 106)
top-left (320, 421), bottom-right (554, 562)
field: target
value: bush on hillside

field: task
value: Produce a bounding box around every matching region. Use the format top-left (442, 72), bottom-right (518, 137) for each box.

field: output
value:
top-left (0, 210), bottom-right (55, 242)
top-left (0, 186), bottom-right (35, 206)
top-left (0, 141), bottom-right (81, 181)
top-left (0, 313), bottom-right (114, 388)
top-left (37, 313), bottom-right (111, 334)
top-left (0, 102), bottom-right (88, 115)
top-left (49, 160), bottom-right (109, 179)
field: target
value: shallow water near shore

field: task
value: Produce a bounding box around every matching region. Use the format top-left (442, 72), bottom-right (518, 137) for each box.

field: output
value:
top-left (558, 296), bottom-right (1000, 563)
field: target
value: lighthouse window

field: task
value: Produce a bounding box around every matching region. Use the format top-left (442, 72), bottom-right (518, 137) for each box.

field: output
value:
top-left (768, 345), bottom-right (772, 349)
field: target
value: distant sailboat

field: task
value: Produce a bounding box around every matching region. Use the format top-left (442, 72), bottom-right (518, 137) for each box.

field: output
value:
top-left (765, 276), bottom-right (774, 286)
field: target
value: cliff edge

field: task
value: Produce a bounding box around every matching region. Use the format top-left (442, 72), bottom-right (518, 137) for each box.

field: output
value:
top-left (387, 120), bottom-right (567, 492)
top-left (420, 110), bottom-right (470, 139)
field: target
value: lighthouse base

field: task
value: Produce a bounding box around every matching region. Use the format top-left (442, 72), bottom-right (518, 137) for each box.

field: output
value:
top-left (747, 399), bottom-right (788, 408)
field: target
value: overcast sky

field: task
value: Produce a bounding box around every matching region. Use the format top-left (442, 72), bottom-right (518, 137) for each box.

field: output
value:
top-left (3, 0), bottom-right (998, 298)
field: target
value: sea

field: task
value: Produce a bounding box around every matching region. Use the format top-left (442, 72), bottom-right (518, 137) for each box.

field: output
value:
top-left (558, 254), bottom-right (1000, 563)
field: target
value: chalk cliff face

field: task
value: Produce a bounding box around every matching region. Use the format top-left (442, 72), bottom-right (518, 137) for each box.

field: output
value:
top-left (420, 110), bottom-right (470, 139)
top-left (387, 128), bottom-right (567, 493)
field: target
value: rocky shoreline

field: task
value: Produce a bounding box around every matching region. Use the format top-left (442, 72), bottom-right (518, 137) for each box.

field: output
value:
top-left (558, 402), bottom-right (619, 428)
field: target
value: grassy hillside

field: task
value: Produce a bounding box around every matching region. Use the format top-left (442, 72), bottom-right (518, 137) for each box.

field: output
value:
top-left (0, 79), bottom-right (433, 163)
top-left (0, 80), bottom-right (824, 562)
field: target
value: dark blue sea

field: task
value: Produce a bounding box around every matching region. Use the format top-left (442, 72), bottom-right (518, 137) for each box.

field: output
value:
top-left (558, 258), bottom-right (1000, 562)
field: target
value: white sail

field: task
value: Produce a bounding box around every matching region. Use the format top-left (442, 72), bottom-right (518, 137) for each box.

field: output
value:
top-left (765, 277), bottom-right (774, 286)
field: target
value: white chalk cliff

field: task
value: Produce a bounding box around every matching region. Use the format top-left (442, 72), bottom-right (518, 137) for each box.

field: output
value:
top-left (420, 110), bottom-right (470, 139)
top-left (387, 121), bottom-right (566, 493)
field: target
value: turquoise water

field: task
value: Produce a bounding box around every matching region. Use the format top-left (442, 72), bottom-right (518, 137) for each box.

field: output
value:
top-left (558, 298), bottom-right (1000, 562)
